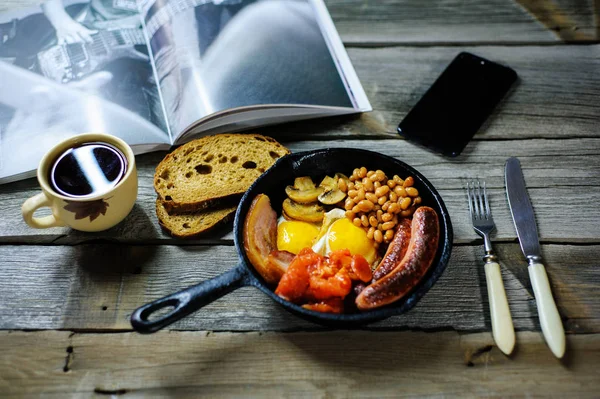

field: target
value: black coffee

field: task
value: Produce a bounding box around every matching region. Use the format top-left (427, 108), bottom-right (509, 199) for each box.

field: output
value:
top-left (49, 142), bottom-right (128, 198)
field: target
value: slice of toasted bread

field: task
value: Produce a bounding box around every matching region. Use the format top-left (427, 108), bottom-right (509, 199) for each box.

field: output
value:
top-left (156, 200), bottom-right (237, 238)
top-left (155, 134), bottom-right (289, 212)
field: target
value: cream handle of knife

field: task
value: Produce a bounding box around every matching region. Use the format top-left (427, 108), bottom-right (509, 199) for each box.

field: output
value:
top-left (484, 262), bottom-right (515, 355)
top-left (528, 263), bottom-right (566, 358)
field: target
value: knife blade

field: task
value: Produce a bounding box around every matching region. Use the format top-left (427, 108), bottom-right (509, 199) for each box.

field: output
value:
top-left (505, 157), bottom-right (565, 358)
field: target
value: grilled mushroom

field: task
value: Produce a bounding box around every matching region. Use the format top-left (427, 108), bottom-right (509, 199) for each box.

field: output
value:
top-left (282, 199), bottom-right (324, 223)
top-left (318, 175), bottom-right (346, 205)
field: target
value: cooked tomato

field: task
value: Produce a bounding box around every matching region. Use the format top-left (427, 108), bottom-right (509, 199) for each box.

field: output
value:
top-left (275, 247), bottom-right (373, 312)
top-left (302, 298), bottom-right (344, 314)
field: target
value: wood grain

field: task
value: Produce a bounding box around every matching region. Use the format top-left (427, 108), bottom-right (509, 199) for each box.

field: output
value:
top-left (1, 138), bottom-right (599, 244)
top-left (0, 243), bottom-right (597, 333)
top-left (515, 0), bottom-right (597, 41)
top-left (1, 330), bottom-right (598, 397)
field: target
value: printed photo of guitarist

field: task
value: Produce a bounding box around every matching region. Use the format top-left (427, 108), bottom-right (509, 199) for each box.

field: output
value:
top-left (0, 0), bottom-right (167, 132)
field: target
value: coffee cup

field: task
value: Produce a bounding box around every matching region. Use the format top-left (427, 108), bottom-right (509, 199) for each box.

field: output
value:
top-left (21, 132), bottom-right (137, 232)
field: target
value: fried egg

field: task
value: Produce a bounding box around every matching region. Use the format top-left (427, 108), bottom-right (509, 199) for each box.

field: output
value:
top-left (277, 217), bottom-right (319, 255)
top-left (312, 209), bottom-right (378, 265)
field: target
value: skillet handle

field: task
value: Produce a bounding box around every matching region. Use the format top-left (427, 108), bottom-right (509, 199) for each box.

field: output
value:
top-left (131, 264), bottom-right (250, 334)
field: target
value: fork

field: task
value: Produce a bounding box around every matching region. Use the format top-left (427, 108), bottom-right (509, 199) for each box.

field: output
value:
top-left (467, 181), bottom-right (515, 355)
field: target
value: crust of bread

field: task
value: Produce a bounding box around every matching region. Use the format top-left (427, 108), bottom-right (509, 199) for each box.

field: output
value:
top-left (154, 133), bottom-right (289, 212)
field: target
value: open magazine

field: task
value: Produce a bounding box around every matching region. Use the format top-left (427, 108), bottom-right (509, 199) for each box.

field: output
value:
top-left (0, 0), bottom-right (370, 183)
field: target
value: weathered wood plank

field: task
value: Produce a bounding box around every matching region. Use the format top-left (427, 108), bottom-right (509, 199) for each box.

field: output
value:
top-left (0, 243), bottom-right (597, 333)
top-left (332, 45), bottom-right (600, 141)
top-left (1, 138), bottom-right (598, 244)
top-left (1, 330), bottom-right (598, 397)
top-left (516, 0), bottom-right (598, 41)
top-left (2, 0), bottom-right (591, 44)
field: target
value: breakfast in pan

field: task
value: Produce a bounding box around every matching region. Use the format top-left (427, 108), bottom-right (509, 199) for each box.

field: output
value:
top-left (243, 167), bottom-right (440, 313)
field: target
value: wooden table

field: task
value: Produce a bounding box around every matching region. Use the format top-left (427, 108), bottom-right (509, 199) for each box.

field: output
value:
top-left (1, 0), bottom-right (599, 397)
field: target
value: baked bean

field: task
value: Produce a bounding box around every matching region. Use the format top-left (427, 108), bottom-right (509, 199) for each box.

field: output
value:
top-left (392, 215), bottom-right (398, 224)
top-left (352, 205), bottom-right (360, 214)
top-left (361, 214), bottom-right (369, 227)
top-left (338, 178), bottom-right (348, 192)
top-left (388, 203), bottom-right (400, 214)
top-left (382, 212), bottom-right (393, 222)
top-left (384, 229), bottom-right (394, 242)
top-left (375, 185), bottom-right (390, 197)
top-left (373, 181), bottom-right (381, 189)
top-left (389, 192), bottom-right (398, 202)
top-left (363, 179), bottom-right (374, 192)
top-left (375, 170), bottom-right (386, 182)
top-left (344, 198), bottom-right (354, 210)
top-left (394, 186), bottom-right (406, 197)
top-left (393, 175), bottom-right (404, 185)
top-left (377, 196), bottom-right (387, 206)
top-left (382, 221), bottom-right (395, 230)
top-left (374, 229), bottom-right (383, 243)
top-left (351, 169), bottom-right (360, 181)
top-left (347, 181), bottom-right (355, 190)
top-left (357, 188), bottom-right (366, 201)
top-left (413, 196), bottom-right (422, 206)
top-left (374, 204), bottom-right (381, 211)
top-left (345, 210), bottom-right (355, 220)
top-left (358, 200), bottom-right (374, 212)
top-left (400, 209), bottom-right (413, 217)
top-left (358, 167), bottom-right (367, 178)
top-left (387, 179), bottom-right (397, 188)
top-left (367, 226), bottom-right (375, 240)
top-left (366, 192), bottom-right (378, 203)
top-left (348, 189), bottom-right (358, 198)
top-left (369, 215), bottom-right (378, 227)
top-left (406, 187), bottom-right (419, 197)
top-left (382, 202), bottom-right (390, 212)
top-left (353, 217), bottom-right (362, 227)
top-left (367, 170), bottom-right (375, 178)
top-left (376, 210), bottom-right (383, 222)
top-left (403, 176), bottom-right (414, 188)
top-left (400, 197), bottom-right (412, 210)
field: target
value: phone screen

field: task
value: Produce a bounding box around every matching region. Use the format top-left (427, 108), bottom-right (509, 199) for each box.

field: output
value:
top-left (397, 52), bottom-right (517, 157)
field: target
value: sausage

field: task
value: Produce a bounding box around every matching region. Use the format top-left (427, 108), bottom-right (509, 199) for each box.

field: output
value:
top-left (372, 218), bottom-right (412, 281)
top-left (356, 206), bottom-right (439, 310)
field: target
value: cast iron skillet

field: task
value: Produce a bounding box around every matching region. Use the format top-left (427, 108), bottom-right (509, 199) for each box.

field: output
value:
top-left (131, 148), bottom-right (453, 333)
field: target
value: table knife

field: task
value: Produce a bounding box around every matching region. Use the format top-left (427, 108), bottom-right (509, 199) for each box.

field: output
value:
top-left (505, 157), bottom-right (565, 358)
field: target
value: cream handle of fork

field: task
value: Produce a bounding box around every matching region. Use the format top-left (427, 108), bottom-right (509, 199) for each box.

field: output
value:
top-left (484, 261), bottom-right (515, 355)
top-left (528, 262), bottom-right (566, 358)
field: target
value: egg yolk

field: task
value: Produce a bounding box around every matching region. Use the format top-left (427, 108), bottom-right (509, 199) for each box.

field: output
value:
top-left (327, 218), bottom-right (377, 264)
top-left (277, 221), bottom-right (319, 255)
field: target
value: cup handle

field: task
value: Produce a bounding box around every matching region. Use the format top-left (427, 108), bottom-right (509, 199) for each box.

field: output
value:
top-left (21, 192), bottom-right (66, 229)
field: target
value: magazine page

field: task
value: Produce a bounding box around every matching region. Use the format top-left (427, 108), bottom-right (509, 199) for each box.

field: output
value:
top-left (141, 0), bottom-right (357, 139)
top-left (0, 0), bottom-right (170, 183)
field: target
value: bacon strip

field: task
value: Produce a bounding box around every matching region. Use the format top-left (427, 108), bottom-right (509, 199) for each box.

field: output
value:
top-left (243, 194), bottom-right (287, 284)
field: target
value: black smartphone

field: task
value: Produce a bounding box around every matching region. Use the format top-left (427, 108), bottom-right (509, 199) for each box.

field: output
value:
top-left (397, 52), bottom-right (517, 157)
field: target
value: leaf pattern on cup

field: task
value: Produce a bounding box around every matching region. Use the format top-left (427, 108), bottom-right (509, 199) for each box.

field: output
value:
top-left (63, 198), bottom-right (111, 222)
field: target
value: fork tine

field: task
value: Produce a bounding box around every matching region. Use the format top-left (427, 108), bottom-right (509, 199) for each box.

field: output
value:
top-left (477, 181), bottom-right (485, 220)
top-left (467, 181), bottom-right (474, 218)
top-left (483, 181), bottom-right (491, 219)
top-left (472, 181), bottom-right (480, 219)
